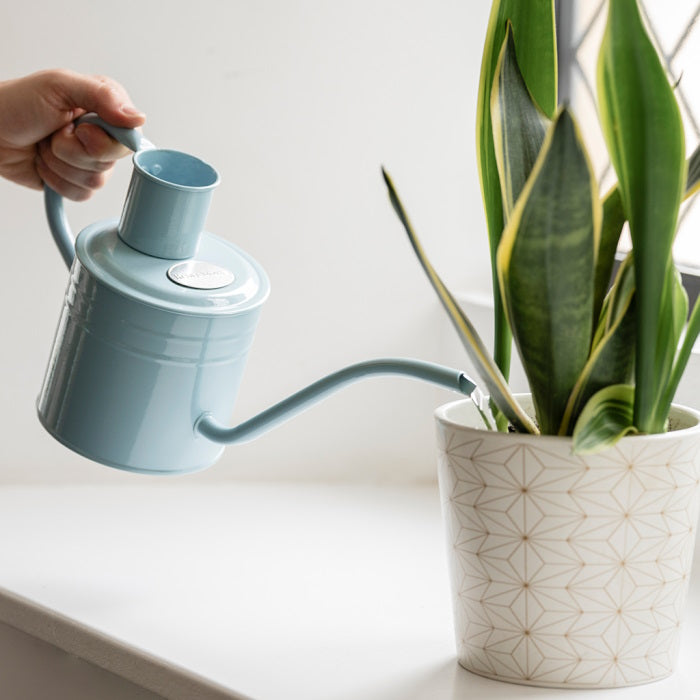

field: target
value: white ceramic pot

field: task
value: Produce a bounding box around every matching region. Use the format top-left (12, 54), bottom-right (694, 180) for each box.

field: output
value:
top-left (435, 396), bottom-right (700, 689)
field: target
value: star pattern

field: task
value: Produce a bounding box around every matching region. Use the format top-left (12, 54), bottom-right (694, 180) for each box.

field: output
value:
top-left (436, 415), bottom-right (700, 688)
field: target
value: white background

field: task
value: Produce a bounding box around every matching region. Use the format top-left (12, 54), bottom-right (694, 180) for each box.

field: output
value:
top-left (0, 1), bottom-right (492, 484)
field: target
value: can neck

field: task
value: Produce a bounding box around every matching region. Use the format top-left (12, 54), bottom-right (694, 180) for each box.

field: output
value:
top-left (118, 149), bottom-right (220, 260)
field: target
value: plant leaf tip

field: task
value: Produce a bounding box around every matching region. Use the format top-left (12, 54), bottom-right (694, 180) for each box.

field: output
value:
top-left (381, 166), bottom-right (393, 188)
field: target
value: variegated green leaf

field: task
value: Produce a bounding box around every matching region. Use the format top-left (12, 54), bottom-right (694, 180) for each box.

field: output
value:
top-left (649, 263), bottom-right (688, 427)
top-left (491, 22), bottom-right (551, 222)
top-left (560, 255), bottom-right (635, 435)
top-left (497, 107), bottom-right (600, 435)
top-left (601, 253), bottom-right (636, 337)
top-left (659, 289), bottom-right (700, 418)
top-left (657, 263), bottom-right (688, 382)
top-left (382, 168), bottom-right (538, 434)
top-left (572, 384), bottom-right (637, 454)
top-left (477, 0), bottom-right (556, 382)
top-left (593, 187), bottom-right (625, 324)
top-left (686, 143), bottom-right (700, 198)
top-left (597, 0), bottom-right (686, 433)
top-left (593, 145), bottom-right (700, 326)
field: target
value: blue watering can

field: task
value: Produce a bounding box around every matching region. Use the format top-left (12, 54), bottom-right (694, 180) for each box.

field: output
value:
top-left (38, 116), bottom-right (476, 475)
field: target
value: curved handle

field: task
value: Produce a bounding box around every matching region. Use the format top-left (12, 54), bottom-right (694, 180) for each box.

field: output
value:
top-left (44, 113), bottom-right (155, 269)
top-left (195, 358), bottom-right (480, 445)
top-left (72, 113), bottom-right (154, 153)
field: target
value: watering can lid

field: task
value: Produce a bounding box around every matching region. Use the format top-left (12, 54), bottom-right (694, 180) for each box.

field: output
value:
top-left (75, 220), bottom-right (270, 316)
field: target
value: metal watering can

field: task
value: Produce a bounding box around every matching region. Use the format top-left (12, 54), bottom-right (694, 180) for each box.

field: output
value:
top-left (38, 116), bottom-right (476, 475)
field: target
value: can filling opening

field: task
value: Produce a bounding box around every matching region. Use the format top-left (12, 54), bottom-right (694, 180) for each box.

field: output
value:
top-left (134, 149), bottom-right (219, 190)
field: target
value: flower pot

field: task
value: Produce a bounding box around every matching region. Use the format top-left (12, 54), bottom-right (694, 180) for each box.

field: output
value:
top-left (435, 395), bottom-right (700, 688)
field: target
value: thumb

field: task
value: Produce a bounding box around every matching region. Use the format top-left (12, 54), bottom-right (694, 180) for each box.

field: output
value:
top-left (45, 69), bottom-right (146, 129)
top-left (0, 70), bottom-right (145, 148)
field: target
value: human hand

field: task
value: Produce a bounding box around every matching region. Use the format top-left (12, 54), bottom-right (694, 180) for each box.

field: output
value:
top-left (0, 69), bottom-right (145, 200)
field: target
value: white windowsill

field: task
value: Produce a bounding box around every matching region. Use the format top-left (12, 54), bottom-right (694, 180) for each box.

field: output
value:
top-left (0, 482), bottom-right (698, 699)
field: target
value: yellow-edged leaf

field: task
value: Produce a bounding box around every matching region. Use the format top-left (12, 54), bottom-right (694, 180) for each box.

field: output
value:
top-left (560, 255), bottom-right (635, 435)
top-left (597, 0), bottom-right (686, 432)
top-left (477, 0), bottom-right (556, 382)
top-left (490, 22), bottom-right (551, 222)
top-left (497, 107), bottom-right (600, 434)
top-left (573, 384), bottom-right (637, 454)
top-left (382, 168), bottom-right (538, 434)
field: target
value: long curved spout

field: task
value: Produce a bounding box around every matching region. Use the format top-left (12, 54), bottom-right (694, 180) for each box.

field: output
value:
top-left (195, 358), bottom-right (477, 445)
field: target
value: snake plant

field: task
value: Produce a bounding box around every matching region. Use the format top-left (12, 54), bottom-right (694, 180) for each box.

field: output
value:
top-left (384, 0), bottom-right (700, 453)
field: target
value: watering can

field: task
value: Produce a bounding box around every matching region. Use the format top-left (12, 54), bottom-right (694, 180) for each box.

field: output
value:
top-left (38, 116), bottom-right (477, 475)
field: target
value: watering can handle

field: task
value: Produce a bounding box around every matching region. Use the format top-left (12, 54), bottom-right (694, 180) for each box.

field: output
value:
top-left (43, 113), bottom-right (155, 268)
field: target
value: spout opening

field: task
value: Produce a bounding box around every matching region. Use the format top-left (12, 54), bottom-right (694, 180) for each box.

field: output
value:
top-left (134, 149), bottom-right (219, 191)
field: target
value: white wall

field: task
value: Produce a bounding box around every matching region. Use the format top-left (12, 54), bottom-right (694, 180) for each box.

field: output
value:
top-left (0, 0), bottom-right (492, 483)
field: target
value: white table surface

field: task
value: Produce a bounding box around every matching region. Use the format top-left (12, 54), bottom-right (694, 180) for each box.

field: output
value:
top-left (0, 483), bottom-right (698, 700)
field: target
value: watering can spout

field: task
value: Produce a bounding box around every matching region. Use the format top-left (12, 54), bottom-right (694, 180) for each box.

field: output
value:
top-left (194, 358), bottom-right (478, 445)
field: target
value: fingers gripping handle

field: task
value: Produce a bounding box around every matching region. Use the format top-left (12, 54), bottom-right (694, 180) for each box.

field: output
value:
top-left (74, 113), bottom-right (155, 153)
top-left (44, 113), bottom-right (154, 269)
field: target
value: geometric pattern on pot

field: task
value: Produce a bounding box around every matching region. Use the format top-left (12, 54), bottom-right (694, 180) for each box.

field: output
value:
top-left (435, 399), bottom-right (700, 689)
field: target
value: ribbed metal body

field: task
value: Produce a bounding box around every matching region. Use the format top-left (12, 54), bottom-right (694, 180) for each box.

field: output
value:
top-left (38, 221), bottom-right (268, 474)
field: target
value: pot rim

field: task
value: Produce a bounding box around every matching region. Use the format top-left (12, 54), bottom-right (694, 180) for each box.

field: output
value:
top-left (435, 393), bottom-right (700, 443)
